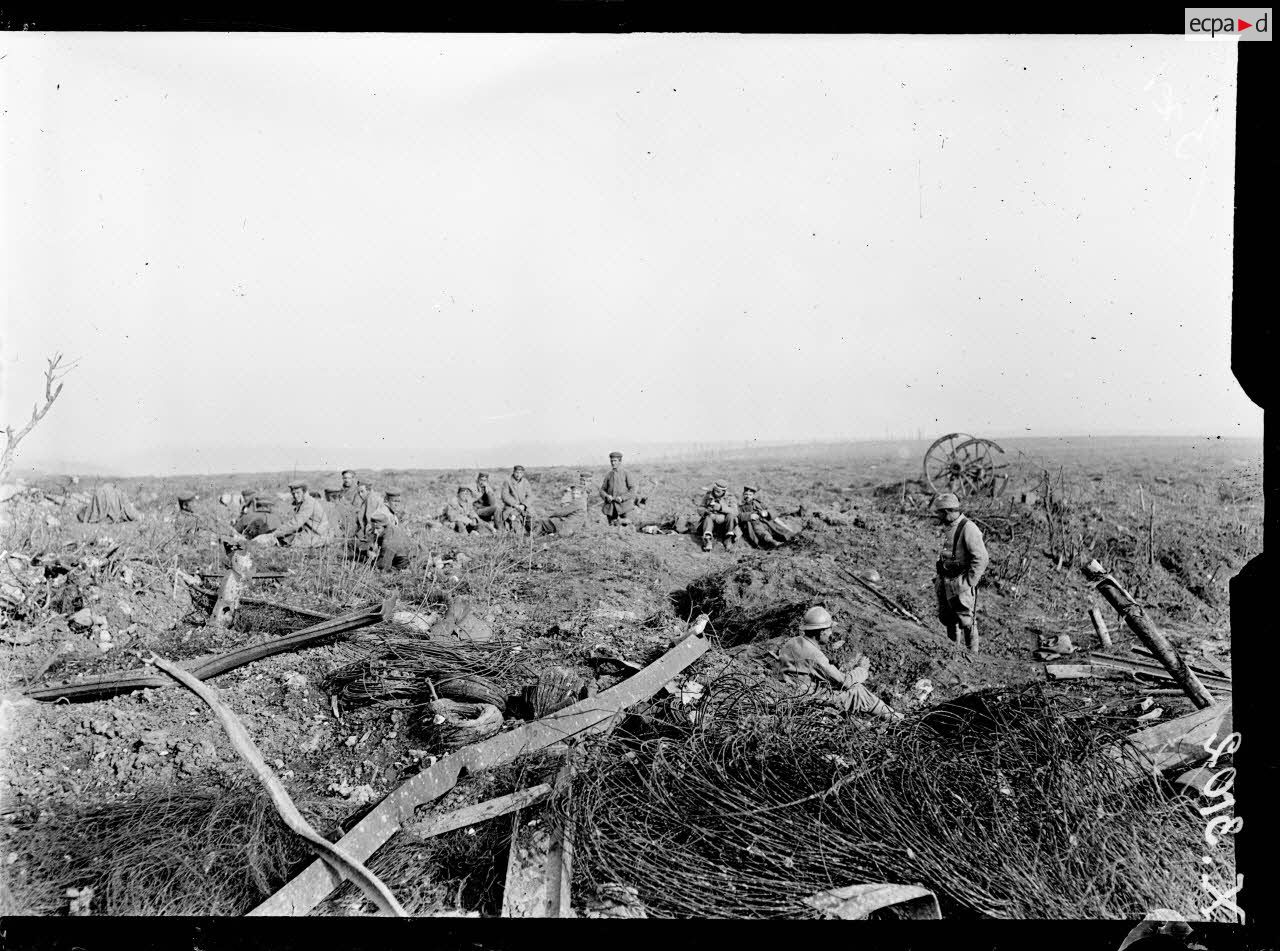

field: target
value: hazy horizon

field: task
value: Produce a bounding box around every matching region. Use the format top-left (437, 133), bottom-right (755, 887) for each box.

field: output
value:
top-left (9, 432), bottom-right (1262, 482)
top-left (2, 34), bottom-right (1257, 478)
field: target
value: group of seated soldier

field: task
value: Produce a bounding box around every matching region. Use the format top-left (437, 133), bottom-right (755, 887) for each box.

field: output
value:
top-left (175, 451), bottom-right (800, 571)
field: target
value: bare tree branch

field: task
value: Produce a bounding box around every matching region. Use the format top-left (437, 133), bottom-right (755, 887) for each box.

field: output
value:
top-left (1, 353), bottom-right (75, 480)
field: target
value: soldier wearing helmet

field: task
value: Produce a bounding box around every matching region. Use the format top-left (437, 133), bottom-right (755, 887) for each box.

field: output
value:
top-left (932, 493), bottom-right (989, 652)
top-left (772, 606), bottom-right (902, 721)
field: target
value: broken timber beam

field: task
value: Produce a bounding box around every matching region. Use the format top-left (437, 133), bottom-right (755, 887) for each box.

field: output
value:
top-left (1082, 560), bottom-right (1216, 709)
top-left (1088, 606), bottom-right (1112, 649)
top-left (1090, 653), bottom-right (1233, 689)
top-left (248, 624), bottom-right (711, 917)
top-left (25, 597), bottom-right (394, 703)
top-left (401, 784), bottom-right (552, 841)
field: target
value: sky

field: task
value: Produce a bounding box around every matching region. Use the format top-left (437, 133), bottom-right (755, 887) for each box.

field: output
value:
top-left (0, 33), bottom-right (1255, 476)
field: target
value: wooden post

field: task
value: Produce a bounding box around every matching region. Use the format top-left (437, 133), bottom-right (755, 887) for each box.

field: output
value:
top-left (1082, 559), bottom-right (1215, 709)
top-left (1088, 606), bottom-right (1112, 649)
top-left (211, 549), bottom-right (254, 629)
top-left (1148, 499), bottom-right (1155, 567)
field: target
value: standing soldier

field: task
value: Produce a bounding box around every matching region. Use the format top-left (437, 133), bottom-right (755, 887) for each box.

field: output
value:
top-left (599, 451), bottom-right (637, 527)
top-left (696, 480), bottom-right (740, 552)
top-left (501, 465), bottom-right (536, 534)
top-left (473, 472), bottom-right (503, 530)
top-left (932, 493), bottom-right (989, 652)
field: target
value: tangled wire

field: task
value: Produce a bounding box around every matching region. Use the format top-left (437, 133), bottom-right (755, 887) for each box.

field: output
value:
top-left (3, 785), bottom-right (315, 916)
top-left (559, 681), bottom-right (1208, 919)
top-left (322, 637), bottom-right (533, 711)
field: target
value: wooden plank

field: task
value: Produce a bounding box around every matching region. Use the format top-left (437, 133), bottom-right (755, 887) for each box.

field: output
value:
top-left (500, 807), bottom-right (553, 918)
top-left (1045, 664), bottom-right (1122, 680)
top-left (402, 784), bottom-right (551, 841)
top-left (248, 625), bottom-right (710, 917)
top-left (543, 759), bottom-right (575, 918)
top-left (1120, 703), bottom-right (1233, 774)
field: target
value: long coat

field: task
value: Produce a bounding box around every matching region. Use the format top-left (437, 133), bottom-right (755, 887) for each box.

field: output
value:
top-left (599, 467), bottom-right (637, 518)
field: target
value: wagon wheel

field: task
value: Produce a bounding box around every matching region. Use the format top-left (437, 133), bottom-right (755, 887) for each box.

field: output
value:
top-left (922, 433), bottom-right (975, 494)
top-left (953, 437), bottom-right (1010, 498)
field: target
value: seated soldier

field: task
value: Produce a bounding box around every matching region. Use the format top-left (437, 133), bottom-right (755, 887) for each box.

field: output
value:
top-left (539, 471), bottom-right (593, 536)
top-left (368, 510), bottom-right (412, 570)
top-left (472, 472), bottom-right (502, 530)
top-left (443, 486), bottom-right (483, 533)
top-left (384, 488), bottom-right (404, 520)
top-left (256, 481), bottom-right (331, 548)
top-left (738, 484), bottom-right (796, 550)
top-left (696, 480), bottom-right (739, 552)
top-left (352, 480), bottom-right (396, 541)
top-left (233, 489), bottom-right (281, 539)
top-left (772, 607), bottom-right (902, 722)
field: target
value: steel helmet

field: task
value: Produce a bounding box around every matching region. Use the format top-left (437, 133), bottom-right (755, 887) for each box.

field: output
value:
top-left (801, 606), bottom-right (833, 631)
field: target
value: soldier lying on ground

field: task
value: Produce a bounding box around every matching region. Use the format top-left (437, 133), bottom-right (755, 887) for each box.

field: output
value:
top-left (770, 606), bottom-right (902, 722)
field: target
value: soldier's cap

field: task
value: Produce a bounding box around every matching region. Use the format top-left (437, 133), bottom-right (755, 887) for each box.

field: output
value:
top-left (476, 472), bottom-right (489, 480)
top-left (357, 479), bottom-right (372, 487)
top-left (742, 485), bottom-right (758, 493)
top-left (579, 471), bottom-right (593, 479)
top-left (933, 493), bottom-right (960, 510)
top-left (324, 488), bottom-right (343, 499)
top-left (176, 491), bottom-right (196, 502)
top-left (341, 469), bottom-right (355, 477)
top-left (713, 480), bottom-right (728, 490)
top-left (513, 465), bottom-right (525, 472)
top-left (609, 451), bottom-right (623, 460)
top-left (288, 480), bottom-right (308, 490)
top-left (458, 485), bottom-right (474, 495)
top-left (242, 488), bottom-right (258, 499)
top-left (384, 489), bottom-right (401, 498)
top-left (370, 510), bottom-right (391, 525)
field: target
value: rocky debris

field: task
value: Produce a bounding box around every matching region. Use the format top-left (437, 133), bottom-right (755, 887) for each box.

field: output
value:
top-left (327, 781), bottom-right (377, 805)
top-left (281, 671), bottom-right (308, 692)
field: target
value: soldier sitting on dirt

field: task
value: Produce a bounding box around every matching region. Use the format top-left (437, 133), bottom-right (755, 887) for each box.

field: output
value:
top-left (737, 485), bottom-right (796, 549)
top-left (473, 472), bottom-right (503, 530)
top-left (337, 469), bottom-right (359, 504)
top-left (384, 488), bottom-right (404, 520)
top-left (771, 606), bottom-right (902, 722)
top-left (443, 486), bottom-right (484, 534)
top-left (232, 489), bottom-right (280, 539)
top-left (254, 481), bottom-right (331, 549)
top-left (696, 480), bottom-right (739, 552)
top-left (368, 510), bottom-right (412, 569)
top-left (352, 480), bottom-right (396, 541)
